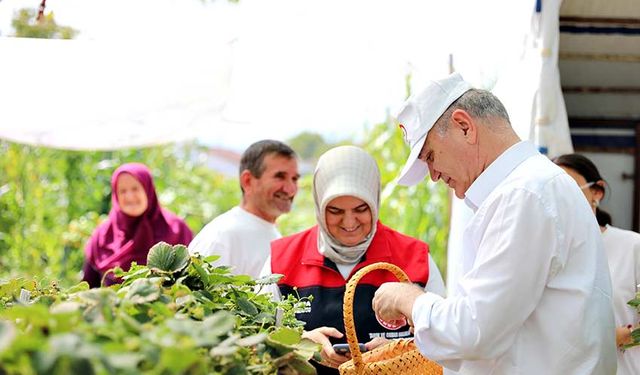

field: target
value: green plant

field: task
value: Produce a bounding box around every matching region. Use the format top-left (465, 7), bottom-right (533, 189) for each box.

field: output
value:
top-left (0, 243), bottom-right (319, 374)
top-left (0, 141), bottom-right (238, 287)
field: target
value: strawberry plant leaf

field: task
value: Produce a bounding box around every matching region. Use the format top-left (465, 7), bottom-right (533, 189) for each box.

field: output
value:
top-left (147, 242), bottom-right (176, 272)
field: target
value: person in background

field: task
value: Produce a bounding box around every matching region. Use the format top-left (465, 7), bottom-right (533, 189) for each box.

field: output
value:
top-left (371, 72), bottom-right (616, 374)
top-left (189, 140), bottom-right (299, 277)
top-left (260, 145), bottom-right (446, 374)
top-left (554, 153), bottom-right (640, 375)
top-left (83, 162), bottom-right (193, 287)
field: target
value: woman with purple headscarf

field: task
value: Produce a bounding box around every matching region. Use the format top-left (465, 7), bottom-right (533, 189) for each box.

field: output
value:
top-left (82, 162), bottom-right (193, 287)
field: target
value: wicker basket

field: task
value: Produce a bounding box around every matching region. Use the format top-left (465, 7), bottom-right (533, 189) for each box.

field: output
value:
top-left (338, 262), bottom-right (443, 375)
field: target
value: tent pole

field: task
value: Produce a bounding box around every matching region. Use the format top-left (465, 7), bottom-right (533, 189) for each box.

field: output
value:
top-left (634, 123), bottom-right (640, 232)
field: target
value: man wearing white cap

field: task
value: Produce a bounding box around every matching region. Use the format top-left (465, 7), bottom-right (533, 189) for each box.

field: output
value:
top-left (372, 73), bottom-right (616, 374)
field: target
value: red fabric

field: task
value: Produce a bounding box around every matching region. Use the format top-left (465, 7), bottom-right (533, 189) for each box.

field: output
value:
top-left (84, 163), bottom-right (193, 281)
top-left (271, 221), bottom-right (429, 287)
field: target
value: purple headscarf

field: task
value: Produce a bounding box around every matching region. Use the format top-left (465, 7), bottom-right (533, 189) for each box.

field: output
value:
top-left (83, 162), bottom-right (193, 285)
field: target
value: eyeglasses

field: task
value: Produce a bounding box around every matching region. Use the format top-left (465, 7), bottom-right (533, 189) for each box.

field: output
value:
top-left (579, 182), bottom-right (595, 190)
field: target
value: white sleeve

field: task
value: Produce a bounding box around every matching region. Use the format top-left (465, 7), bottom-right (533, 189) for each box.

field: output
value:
top-left (256, 255), bottom-right (282, 302)
top-left (412, 190), bottom-right (557, 361)
top-left (424, 254), bottom-right (446, 297)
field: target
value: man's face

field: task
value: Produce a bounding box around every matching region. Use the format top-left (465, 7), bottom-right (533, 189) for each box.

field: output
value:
top-left (418, 119), bottom-right (477, 199)
top-left (245, 153), bottom-right (299, 223)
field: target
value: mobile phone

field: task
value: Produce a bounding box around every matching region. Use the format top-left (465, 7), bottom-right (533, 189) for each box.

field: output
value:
top-left (332, 343), bottom-right (367, 354)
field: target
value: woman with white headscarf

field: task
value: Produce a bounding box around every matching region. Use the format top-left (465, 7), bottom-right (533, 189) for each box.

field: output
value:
top-left (260, 145), bottom-right (445, 374)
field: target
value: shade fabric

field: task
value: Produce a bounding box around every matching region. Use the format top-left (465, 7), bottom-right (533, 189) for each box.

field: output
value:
top-left (0, 37), bottom-right (232, 150)
top-left (447, 0), bottom-right (573, 301)
top-left (492, 0), bottom-right (573, 158)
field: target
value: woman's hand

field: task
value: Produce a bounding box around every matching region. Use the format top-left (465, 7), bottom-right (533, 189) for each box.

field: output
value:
top-left (364, 336), bottom-right (389, 351)
top-left (616, 325), bottom-right (634, 348)
top-left (302, 327), bottom-right (350, 368)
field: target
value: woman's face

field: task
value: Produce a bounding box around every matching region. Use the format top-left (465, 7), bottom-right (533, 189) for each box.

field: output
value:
top-left (116, 173), bottom-right (148, 217)
top-left (559, 166), bottom-right (602, 214)
top-left (325, 195), bottom-right (373, 246)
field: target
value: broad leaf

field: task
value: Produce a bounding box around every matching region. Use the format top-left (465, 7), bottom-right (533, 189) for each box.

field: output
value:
top-left (236, 333), bottom-right (267, 347)
top-left (124, 279), bottom-right (160, 304)
top-left (147, 242), bottom-right (176, 272)
top-left (237, 297), bottom-right (259, 316)
top-left (254, 273), bottom-right (283, 285)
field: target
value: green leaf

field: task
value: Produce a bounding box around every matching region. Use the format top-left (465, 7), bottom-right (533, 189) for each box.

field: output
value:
top-left (237, 297), bottom-right (259, 316)
top-left (65, 282), bottom-right (90, 294)
top-left (628, 298), bottom-right (640, 308)
top-left (202, 311), bottom-right (236, 337)
top-left (287, 357), bottom-right (318, 375)
top-left (145, 243), bottom-right (190, 275)
top-left (209, 345), bottom-right (238, 357)
top-left (294, 338), bottom-right (321, 360)
top-left (191, 262), bottom-right (210, 284)
top-left (236, 333), bottom-right (267, 347)
top-left (254, 273), bottom-right (283, 285)
top-left (105, 353), bottom-right (145, 370)
top-left (157, 347), bottom-right (201, 373)
top-left (171, 245), bottom-right (191, 273)
top-left (147, 242), bottom-right (176, 272)
top-left (202, 255), bottom-right (221, 264)
top-left (124, 279), bottom-right (161, 304)
top-left (50, 301), bottom-right (82, 314)
top-left (268, 327), bottom-right (302, 346)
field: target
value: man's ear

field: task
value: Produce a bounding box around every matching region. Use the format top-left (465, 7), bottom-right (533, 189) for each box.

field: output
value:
top-left (451, 109), bottom-right (477, 144)
top-left (239, 170), bottom-right (253, 193)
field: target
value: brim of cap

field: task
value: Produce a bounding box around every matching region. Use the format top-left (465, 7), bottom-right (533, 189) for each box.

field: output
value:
top-left (397, 132), bottom-right (428, 186)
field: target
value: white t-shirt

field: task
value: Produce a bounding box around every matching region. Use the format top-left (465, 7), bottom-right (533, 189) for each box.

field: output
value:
top-left (602, 225), bottom-right (640, 375)
top-left (411, 142), bottom-right (616, 374)
top-left (188, 206), bottom-right (281, 278)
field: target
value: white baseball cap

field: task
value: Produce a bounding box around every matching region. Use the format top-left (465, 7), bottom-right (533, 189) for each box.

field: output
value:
top-left (396, 72), bottom-right (472, 186)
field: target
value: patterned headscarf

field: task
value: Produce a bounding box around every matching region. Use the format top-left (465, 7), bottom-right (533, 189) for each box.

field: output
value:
top-left (313, 146), bottom-right (381, 264)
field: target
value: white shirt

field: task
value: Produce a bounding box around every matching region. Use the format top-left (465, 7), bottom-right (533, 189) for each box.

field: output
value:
top-left (411, 141), bottom-right (617, 374)
top-left (188, 206), bottom-right (281, 278)
top-left (602, 225), bottom-right (640, 375)
top-left (258, 253), bottom-right (447, 300)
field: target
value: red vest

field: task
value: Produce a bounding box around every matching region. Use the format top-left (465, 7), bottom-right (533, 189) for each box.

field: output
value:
top-left (271, 221), bottom-right (429, 348)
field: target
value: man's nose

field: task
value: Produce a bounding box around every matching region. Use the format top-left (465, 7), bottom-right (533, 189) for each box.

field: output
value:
top-left (282, 179), bottom-right (297, 196)
top-left (427, 163), bottom-right (440, 182)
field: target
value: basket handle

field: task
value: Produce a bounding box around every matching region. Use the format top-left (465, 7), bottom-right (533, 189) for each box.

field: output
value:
top-left (342, 262), bottom-right (411, 371)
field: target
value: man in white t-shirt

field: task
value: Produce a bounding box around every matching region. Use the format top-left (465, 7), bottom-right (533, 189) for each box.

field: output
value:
top-left (189, 140), bottom-right (300, 277)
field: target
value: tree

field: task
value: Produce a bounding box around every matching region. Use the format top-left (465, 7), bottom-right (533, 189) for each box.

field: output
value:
top-left (286, 131), bottom-right (333, 160)
top-left (11, 8), bottom-right (77, 39)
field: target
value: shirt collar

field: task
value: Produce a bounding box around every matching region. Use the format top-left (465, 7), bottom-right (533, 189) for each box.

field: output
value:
top-left (464, 141), bottom-right (539, 211)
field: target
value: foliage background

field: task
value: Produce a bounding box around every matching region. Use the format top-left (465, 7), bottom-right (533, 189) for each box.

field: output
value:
top-left (0, 118), bottom-right (450, 287)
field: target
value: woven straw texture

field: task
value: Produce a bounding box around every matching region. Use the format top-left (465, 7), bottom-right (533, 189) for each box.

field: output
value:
top-left (338, 262), bottom-right (443, 375)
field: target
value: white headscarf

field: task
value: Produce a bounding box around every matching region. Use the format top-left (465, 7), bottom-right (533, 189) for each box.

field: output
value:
top-left (313, 146), bottom-right (381, 264)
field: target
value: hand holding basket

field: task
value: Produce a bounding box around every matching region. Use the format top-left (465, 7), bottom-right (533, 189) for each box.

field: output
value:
top-left (338, 262), bottom-right (442, 375)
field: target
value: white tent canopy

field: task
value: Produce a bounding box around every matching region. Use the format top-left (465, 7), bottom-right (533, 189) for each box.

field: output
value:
top-left (0, 0), bottom-right (459, 151)
top-left (0, 0), bottom-right (573, 157)
top-left (0, 37), bottom-right (233, 150)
